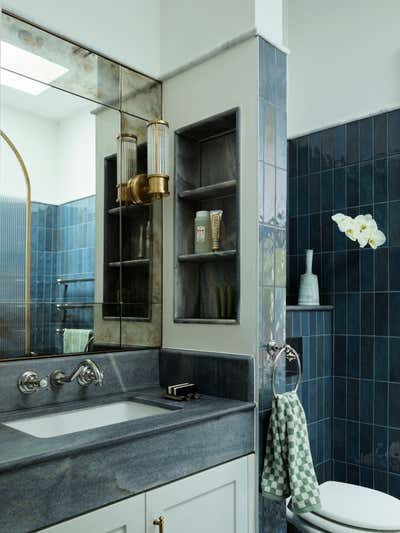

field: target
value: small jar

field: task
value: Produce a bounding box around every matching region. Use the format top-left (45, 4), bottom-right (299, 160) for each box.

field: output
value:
top-left (194, 210), bottom-right (212, 253)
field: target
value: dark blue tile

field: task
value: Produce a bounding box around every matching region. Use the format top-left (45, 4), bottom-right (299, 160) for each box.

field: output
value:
top-left (389, 429), bottom-right (400, 474)
top-left (347, 378), bottom-right (359, 420)
top-left (375, 381), bottom-right (388, 426)
top-left (334, 125), bottom-right (346, 168)
top-left (298, 216), bottom-right (310, 253)
top-left (298, 176), bottom-right (309, 215)
top-left (301, 311), bottom-right (310, 336)
top-left (324, 377), bottom-right (332, 418)
top-left (360, 467), bottom-right (374, 489)
top-left (347, 250), bottom-right (360, 292)
top-left (389, 155), bottom-right (400, 201)
top-left (374, 470), bottom-right (388, 493)
top-left (360, 161), bottom-right (373, 205)
top-left (360, 423), bottom-right (373, 467)
top-left (375, 426), bottom-right (388, 471)
top-left (388, 109), bottom-right (400, 155)
top-left (361, 293), bottom-right (374, 336)
top-left (375, 336), bottom-right (389, 381)
top-left (360, 380), bottom-right (373, 424)
top-left (390, 247), bottom-right (400, 290)
top-left (321, 128), bottom-right (335, 170)
top-left (334, 336), bottom-right (347, 376)
top-left (333, 168), bottom-right (346, 211)
top-left (334, 377), bottom-right (347, 418)
top-left (374, 158), bottom-right (388, 203)
top-left (309, 173), bottom-right (321, 213)
top-left (347, 121), bottom-right (359, 164)
top-left (390, 338), bottom-right (400, 383)
top-left (334, 251), bottom-right (347, 292)
top-left (389, 201), bottom-right (400, 246)
top-left (321, 170), bottom-right (334, 212)
top-left (298, 136), bottom-right (309, 176)
top-left (309, 381), bottom-right (317, 423)
top-left (361, 337), bottom-right (374, 379)
top-left (321, 212), bottom-right (334, 252)
top-left (334, 419), bottom-right (346, 461)
top-left (374, 113), bottom-right (387, 159)
top-left (335, 294), bottom-right (347, 335)
top-left (346, 165), bottom-right (360, 207)
top-left (374, 202), bottom-right (388, 243)
top-left (360, 248), bottom-right (374, 291)
top-left (288, 140), bottom-right (297, 178)
top-left (389, 474), bottom-right (400, 498)
top-left (389, 383), bottom-right (400, 428)
top-left (334, 460), bottom-right (347, 482)
top-left (309, 336), bottom-right (317, 379)
top-left (375, 292), bottom-right (388, 337)
top-left (347, 420), bottom-right (360, 464)
top-left (390, 292), bottom-right (400, 337)
top-left (347, 335), bottom-right (360, 377)
top-left (347, 464), bottom-right (360, 485)
top-left (359, 117), bottom-right (373, 161)
top-left (309, 132), bottom-right (321, 172)
top-left (375, 247), bottom-right (388, 292)
top-left (310, 213), bottom-right (321, 250)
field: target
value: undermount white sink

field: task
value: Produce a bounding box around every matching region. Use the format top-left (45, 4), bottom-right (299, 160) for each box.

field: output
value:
top-left (4, 401), bottom-right (172, 438)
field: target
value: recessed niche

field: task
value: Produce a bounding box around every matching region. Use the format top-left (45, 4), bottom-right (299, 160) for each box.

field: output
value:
top-left (174, 109), bottom-right (240, 324)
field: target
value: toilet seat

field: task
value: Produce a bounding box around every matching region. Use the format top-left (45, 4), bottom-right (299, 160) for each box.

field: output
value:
top-left (287, 481), bottom-right (400, 533)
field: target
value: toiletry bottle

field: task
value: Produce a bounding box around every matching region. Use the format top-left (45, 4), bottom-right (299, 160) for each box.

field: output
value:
top-left (194, 211), bottom-right (212, 253)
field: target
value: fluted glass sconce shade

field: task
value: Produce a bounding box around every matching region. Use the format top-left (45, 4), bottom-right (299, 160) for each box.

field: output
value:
top-left (117, 133), bottom-right (138, 185)
top-left (147, 119), bottom-right (169, 199)
top-left (116, 133), bottom-right (137, 203)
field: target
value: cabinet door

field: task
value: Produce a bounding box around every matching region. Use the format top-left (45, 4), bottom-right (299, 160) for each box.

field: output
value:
top-left (40, 493), bottom-right (145, 533)
top-left (146, 455), bottom-right (255, 533)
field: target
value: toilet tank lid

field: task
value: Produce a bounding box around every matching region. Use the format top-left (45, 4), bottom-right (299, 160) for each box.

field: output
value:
top-left (315, 482), bottom-right (400, 530)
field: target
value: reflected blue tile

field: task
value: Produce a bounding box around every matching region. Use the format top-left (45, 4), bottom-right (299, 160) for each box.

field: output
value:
top-left (346, 165), bottom-right (360, 207)
top-left (333, 168), bottom-right (346, 210)
top-left (375, 247), bottom-right (388, 292)
top-left (321, 128), bottom-right (334, 170)
top-left (334, 377), bottom-right (346, 418)
top-left (360, 380), bottom-right (373, 424)
top-left (347, 378), bottom-right (359, 420)
top-left (389, 201), bottom-right (400, 245)
top-left (390, 338), bottom-right (400, 383)
top-left (375, 426), bottom-right (388, 471)
top-left (321, 170), bottom-right (334, 212)
top-left (390, 292), bottom-right (400, 337)
top-left (309, 132), bottom-right (321, 172)
top-left (361, 293), bottom-right (374, 335)
top-left (360, 467), bottom-right (374, 489)
top-left (389, 429), bottom-right (400, 474)
top-left (390, 247), bottom-right (400, 290)
top-left (389, 474), bottom-right (400, 498)
top-left (334, 419), bottom-right (346, 461)
top-left (375, 292), bottom-right (389, 337)
top-left (347, 420), bottom-right (360, 464)
top-left (334, 125), bottom-right (346, 168)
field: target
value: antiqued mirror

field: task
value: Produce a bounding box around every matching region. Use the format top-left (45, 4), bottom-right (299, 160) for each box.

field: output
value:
top-left (0, 12), bottom-right (162, 359)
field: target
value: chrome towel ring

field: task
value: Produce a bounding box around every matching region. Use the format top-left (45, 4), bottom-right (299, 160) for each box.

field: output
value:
top-left (268, 342), bottom-right (302, 398)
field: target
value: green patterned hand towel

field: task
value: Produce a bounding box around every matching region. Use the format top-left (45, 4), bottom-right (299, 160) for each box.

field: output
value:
top-left (261, 392), bottom-right (321, 514)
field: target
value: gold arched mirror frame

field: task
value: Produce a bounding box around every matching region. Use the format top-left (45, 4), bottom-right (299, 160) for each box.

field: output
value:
top-left (0, 129), bottom-right (31, 353)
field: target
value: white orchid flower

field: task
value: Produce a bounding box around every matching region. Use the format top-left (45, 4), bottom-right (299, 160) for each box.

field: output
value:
top-left (332, 212), bottom-right (386, 249)
top-left (368, 229), bottom-right (386, 249)
top-left (331, 213), bottom-right (358, 239)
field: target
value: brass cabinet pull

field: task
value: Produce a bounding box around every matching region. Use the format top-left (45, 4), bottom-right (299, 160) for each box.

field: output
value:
top-left (153, 516), bottom-right (165, 532)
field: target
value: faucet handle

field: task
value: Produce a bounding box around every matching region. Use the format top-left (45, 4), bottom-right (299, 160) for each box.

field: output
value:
top-left (77, 359), bottom-right (104, 387)
top-left (18, 371), bottom-right (49, 394)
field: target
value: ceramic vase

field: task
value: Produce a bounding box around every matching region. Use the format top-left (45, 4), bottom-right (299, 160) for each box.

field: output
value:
top-left (298, 249), bottom-right (320, 306)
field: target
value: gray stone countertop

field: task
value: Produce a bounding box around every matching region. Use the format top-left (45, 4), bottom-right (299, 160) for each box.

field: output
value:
top-left (0, 387), bottom-right (255, 474)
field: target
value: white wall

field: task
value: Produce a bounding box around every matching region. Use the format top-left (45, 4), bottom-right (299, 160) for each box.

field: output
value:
top-left (2, 0), bottom-right (161, 78)
top-left (1, 104), bottom-right (95, 204)
top-left (163, 38), bottom-right (259, 356)
top-left (288, 0), bottom-right (400, 137)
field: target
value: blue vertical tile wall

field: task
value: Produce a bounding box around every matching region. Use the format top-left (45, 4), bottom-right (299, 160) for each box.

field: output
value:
top-left (286, 310), bottom-right (333, 483)
top-left (258, 38), bottom-right (287, 532)
top-left (287, 109), bottom-right (400, 498)
top-left (30, 196), bottom-right (95, 354)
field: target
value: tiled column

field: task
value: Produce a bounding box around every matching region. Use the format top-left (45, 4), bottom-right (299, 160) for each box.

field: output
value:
top-left (257, 38), bottom-right (288, 533)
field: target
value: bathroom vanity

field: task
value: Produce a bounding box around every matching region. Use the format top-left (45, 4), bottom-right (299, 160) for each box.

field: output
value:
top-left (0, 350), bottom-right (255, 532)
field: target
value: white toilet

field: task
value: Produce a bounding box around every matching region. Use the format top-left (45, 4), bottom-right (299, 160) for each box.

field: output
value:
top-left (287, 481), bottom-right (400, 532)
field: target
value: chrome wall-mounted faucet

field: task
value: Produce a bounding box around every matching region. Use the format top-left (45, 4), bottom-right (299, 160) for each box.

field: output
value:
top-left (50, 359), bottom-right (104, 388)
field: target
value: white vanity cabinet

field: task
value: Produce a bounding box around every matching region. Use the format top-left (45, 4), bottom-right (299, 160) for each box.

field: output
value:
top-left (40, 455), bottom-right (255, 533)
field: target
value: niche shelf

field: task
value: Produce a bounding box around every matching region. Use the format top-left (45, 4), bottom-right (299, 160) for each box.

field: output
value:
top-left (174, 109), bottom-right (240, 324)
top-left (103, 151), bottom-right (152, 321)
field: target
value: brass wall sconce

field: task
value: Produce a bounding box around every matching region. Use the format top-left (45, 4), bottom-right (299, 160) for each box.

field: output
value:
top-left (117, 119), bottom-right (170, 206)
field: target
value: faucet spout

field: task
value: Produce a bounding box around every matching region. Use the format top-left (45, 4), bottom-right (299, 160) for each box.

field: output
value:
top-left (50, 359), bottom-right (104, 388)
